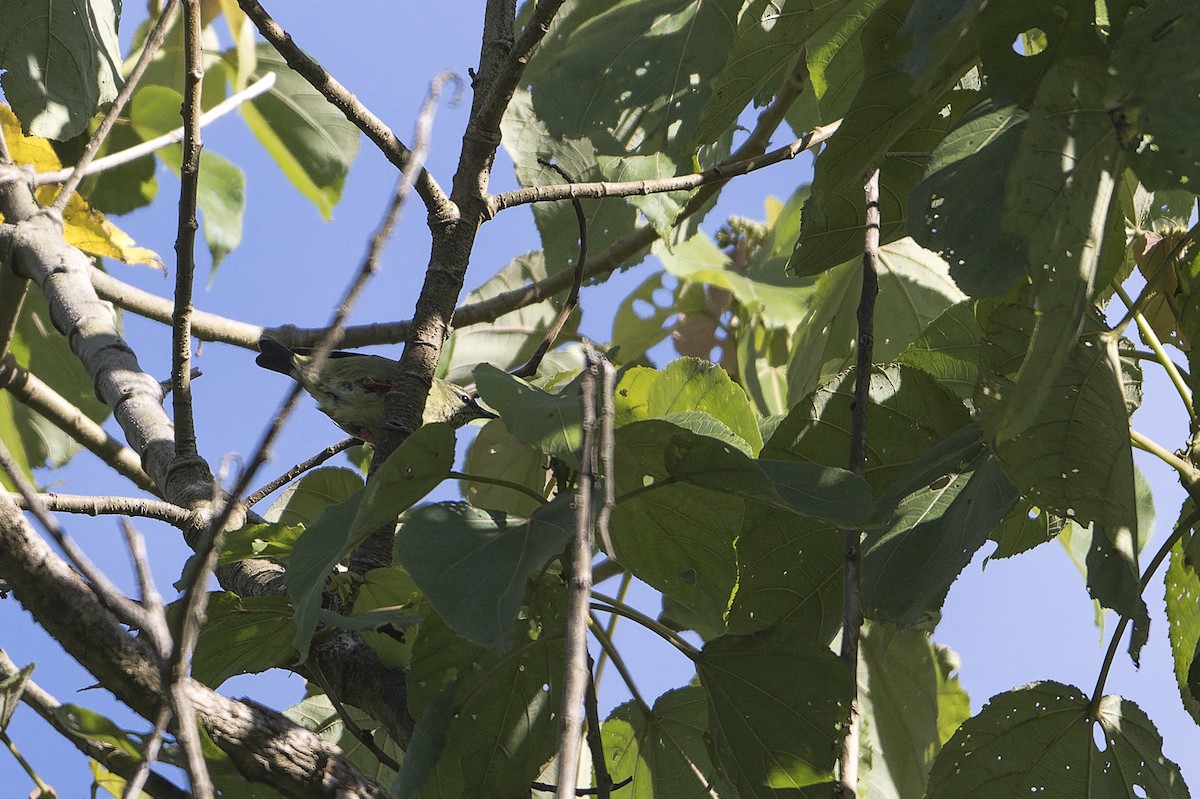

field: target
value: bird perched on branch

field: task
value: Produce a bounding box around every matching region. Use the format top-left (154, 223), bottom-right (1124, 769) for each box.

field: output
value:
top-left (256, 336), bottom-right (496, 442)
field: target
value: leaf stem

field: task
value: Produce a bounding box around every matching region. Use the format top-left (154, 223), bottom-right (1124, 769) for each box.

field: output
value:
top-left (1130, 429), bottom-right (1199, 484)
top-left (1113, 283), bottom-right (1194, 420)
top-left (590, 591), bottom-right (700, 661)
top-left (593, 571), bottom-right (632, 687)
top-left (447, 470), bottom-right (549, 506)
top-left (1090, 508), bottom-right (1200, 717)
top-left (588, 613), bottom-right (651, 715)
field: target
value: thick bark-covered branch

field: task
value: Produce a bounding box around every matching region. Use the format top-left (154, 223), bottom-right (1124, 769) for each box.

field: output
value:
top-left (0, 494), bottom-right (392, 799)
top-left (0, 649), bottom-right (190, 799)
top-left (0, 175), bottom-right (415, 750)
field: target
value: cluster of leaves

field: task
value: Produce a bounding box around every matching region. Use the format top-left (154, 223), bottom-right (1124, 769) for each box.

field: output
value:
top-left (4, 0), bottom-right (1200, 797)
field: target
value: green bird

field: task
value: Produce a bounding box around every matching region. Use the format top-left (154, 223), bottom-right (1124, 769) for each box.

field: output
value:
top-left (256, 336), bottom-right (496, 442)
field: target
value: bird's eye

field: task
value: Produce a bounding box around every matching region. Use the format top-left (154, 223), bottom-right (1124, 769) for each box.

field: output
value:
top-left (458, 392), bottom-right (471, 403)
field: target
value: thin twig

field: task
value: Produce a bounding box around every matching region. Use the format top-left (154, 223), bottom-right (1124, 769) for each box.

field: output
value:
top-left (512, 161), bottom-right (588, 380)
top-left (6, 492), bottom-right (191, 527)
top-left (165, 4), bottom-right (214, 795)
top-left (244, 437), bottom-right (358, 508)
top-left (837, 168), bottom-right (880, 799)
top-left (447, 470), bottom-right (550, 506)
top-left (587, 613), bottom-right (650, 714)
top-left (1130, 429), bottom-right (1200, 488)
top-left (589, 594), bottom-right (700, 660)
top-left (235, 0), bottom-right (449, 212)
top-left (555, 343), bottom-right (601, 799)
top-left (309, 666), bottom-right (401, 772)
top-left (596, 357), bottom-right (616, 559)
top-left (1112, 282), bottom-right (1194, 420)
top-left (170, 0), bottom-right (205, 464)
top-left (0, 440), bottom-right (153, 634)
top-left (591, 571), bottom-right (630, 687)
top-left (36, 73), bottom-right (278, 186)
top-left (52, 1), bottom-right (179, 210)
top-left (123, 704), bottom-right (174, 799)
top-left (0, 649), bottom-right (190, 799)
top-left (488, 120), bottom-right (841, 216)
top-left (583, 660), bottom-right (613, 799)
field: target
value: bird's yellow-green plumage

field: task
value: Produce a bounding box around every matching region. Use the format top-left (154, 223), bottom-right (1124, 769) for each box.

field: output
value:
top-left (256, 336), bottom-right (496, 442)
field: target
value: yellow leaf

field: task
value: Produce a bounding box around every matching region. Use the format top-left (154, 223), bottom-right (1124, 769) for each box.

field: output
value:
top-left (1, 104), bottom-right (163, 270)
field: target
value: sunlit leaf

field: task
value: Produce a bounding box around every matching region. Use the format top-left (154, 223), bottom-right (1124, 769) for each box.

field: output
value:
top-left (927, 683), bottom-right (1187, 799)
top-left (241, 46), bottom-right (361, 218)
top-left (700, 626), bottom-right (851, 793)
top-left (0, 0), bottom-right (121, 139)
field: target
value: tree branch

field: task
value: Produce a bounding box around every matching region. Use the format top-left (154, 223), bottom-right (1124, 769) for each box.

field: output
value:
top-left (0, 649), bottom-right (190, 799)
top-left (0, 493), bottom-right (393, 799)
top-left (837, 168), bottom-right (880, 799)
top-left (36, 73), bottom-right (277, 187)
top-left (555, 342), bottom-right (601, 799)
top-left (0, 353), bottom-right (158, 494)
top-left (6, 491), bottom-right (191, 527)
top-left (488, 121), bottom-right (841, 216)
top-left (1, 153), bottom-right (416, 751)
top-left (235, 0), bottom-right (450, 214)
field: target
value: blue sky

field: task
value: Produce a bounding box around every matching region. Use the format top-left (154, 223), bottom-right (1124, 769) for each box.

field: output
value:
top-left (1, 1), bottom-right (1197, 795)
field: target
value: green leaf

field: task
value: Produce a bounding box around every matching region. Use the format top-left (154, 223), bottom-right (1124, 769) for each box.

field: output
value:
top-left (612, 270), bottom-right (700, 364)
top-left (725, 503), bottom-right (842, 642)
top-left (393, 690), bottom-right (453, 799)
top-left (444, 252), bottom-right (568, 383)
top-left (699, 626), bottom-right (852, 792)
top-left (0, 0), bottom-right (121, 139)
top-left (786, 239), bottom-right (966, 399)
top-left (927, 683), bottom-right (1187, 799)
top-left (695, 0), bottom-right (886, 145)
top-left (407, 583), bottom-right (565, 796)
top-left (501, 89), bottom-right (645, 279)
top-left (528, 0), bottom-right (738, 160)
top-left (859, 624), bottom-right (944, 799)
top-left (896, 0), bottom-right (986, 91)
top-left (767, 364), bottom-right (970, 494)
top-left (987, 503), bottom-right (1056, 561)
top-left (991, 57), bottom-right (1122, 441)
top-left (284, 692), bottom-right (400, 784)
top-left (789, 0), bottom-right (975, 277)
top-left (461, 419), bottom-right (548, 517)
top-left (473, 364), bottom-right (583, 470)
top-left (978, 303), bottom-right (1137, 536)
top-left (615, 357), bottom-right (764, 454)
top-left (285, 491), bottom-right (364, 661)
top-left (219, 521), bottom-right (306, 565)
top-left (240, 46), bottom-right (361, 217)
top-left (863, 432), bottom-right (1019, 628)
top-left (599, 687), bottom-right (734, 799)
top-left (612, 477), bottom-right (741, 634)
top-left (907, 100), bottom-right (1030, 298)
top-left (187, 593), bottom-right (296, 688)
top-left (2, 290), bottom-right (111, 479)
top-left (0, 661), bottom-right (33, 730)
top-left (264, 466), bottom-right (364, 526)
top-left (1166, 534), bottom-right (1200, 726)
top-left (55, 704), bottom-right (142, 758)
top-left (352, 566), bottom-right (423, 670)
top-left (895, 302), bottom-right (981, 400)
top-left (1110, 0), bottom-right (1200, 190)
top-left (658, 232), bottom-right (820, 329)
top-left (129, 86), bottom-right (246, 268)
top-left (395, 498), bottom-right (573, 650)
top-left (348, 423), bottom-right (455, 541)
